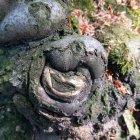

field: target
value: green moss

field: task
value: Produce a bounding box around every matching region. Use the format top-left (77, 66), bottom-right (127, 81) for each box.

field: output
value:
top-left (99, 25), bottom-right (140, 76)
top-left (29, 1), bottom-right (51, 28)
top-left (0, 101), bottom-right (32, 140)
top-left (104, 0), bottom-right (128, 12)
top-left (109, 107), bottom-right (116, 116)
top-left (136, 72), bottom-right (140, 90)
top-left (104, 0), bottom-right (117, 7)
top-left (0, 48), bottom-right (15, 85)
top-left (56, 0), bottom-right (67, 9)
top-left (102, 93), bottom-right (109, 106)
top-left (71, 0), bottom-right (95, 13)
top-left (84, 88), bottom-right (106, 122)
top-left (109, 42), bottom-right (133, 75)
top-left (0, 48), bottom-right (4, 55)
top-left (128, 9), bottom-right (140, 29)
top-left (70, 16), bottom-right (79, 33)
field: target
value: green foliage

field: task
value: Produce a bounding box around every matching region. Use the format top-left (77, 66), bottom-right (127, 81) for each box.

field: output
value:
top-left (104, 0), bottom-right (117, 7)
top-left (128, 9), bottom-right (140, 29)
top-left (28, 1), bottom-right (50, 27)
top-left (70, 15), bottom-right (79, 33)
top-left (109, 42), bottom-right (133, 75)
top-left (104, 0), bottom-right (128, 12)
top-left (71, 0), bottom-right (96, 13)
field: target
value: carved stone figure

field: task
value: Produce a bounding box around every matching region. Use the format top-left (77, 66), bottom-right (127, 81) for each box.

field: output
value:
top-left (0, 0), bottom-right (139, 139)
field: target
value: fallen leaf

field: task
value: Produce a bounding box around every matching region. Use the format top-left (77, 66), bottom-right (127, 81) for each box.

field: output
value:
top-left (105, 70), bottom-right (113, 82)
top-left (71, 9), bottom-right (83, 20)
top-left (129, 0), bottom-right (140, 10)
top-left (67, 16), bottom-right (72, 28)
top-left (117, 85), bottom-right (130, 94)
top-left (113, 80), bottom-right (122, 87)
top-left (78, 16), bottom-right (95, 36)
top-left (113, 80), bottom-right (130, 94)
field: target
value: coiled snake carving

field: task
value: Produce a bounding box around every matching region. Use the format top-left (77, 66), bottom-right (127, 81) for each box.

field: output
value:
top-left (29, 35), bottom-right (108, 117)
top-left (0, 0), bottom-right (108, 119)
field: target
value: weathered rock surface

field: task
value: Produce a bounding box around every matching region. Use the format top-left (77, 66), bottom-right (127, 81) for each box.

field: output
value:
top-left (0, 0), bottom-right (67, 45)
